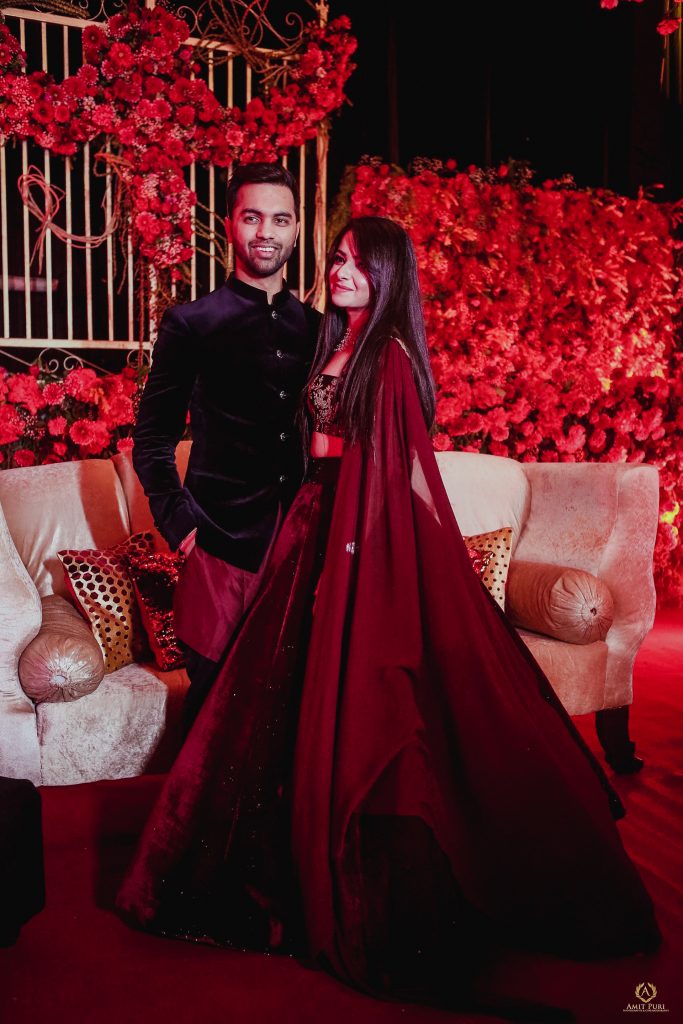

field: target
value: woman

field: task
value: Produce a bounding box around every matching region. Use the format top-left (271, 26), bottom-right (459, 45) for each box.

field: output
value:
top-left (117, 217), bottom-right (659, 1016)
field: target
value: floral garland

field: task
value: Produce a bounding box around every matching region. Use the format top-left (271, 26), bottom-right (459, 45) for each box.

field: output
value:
top-left (0, 365), bottom-right (142, 466)
top-left (350, 160), bottom-right (683, 604)
top-left (0, 1), bottom-right (356, 275)
top-left (600, 0), bottom-right (683, 36)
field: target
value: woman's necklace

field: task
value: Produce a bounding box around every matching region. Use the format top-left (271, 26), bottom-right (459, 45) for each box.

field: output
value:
top-left (333, 327), bottom-right (353, 353)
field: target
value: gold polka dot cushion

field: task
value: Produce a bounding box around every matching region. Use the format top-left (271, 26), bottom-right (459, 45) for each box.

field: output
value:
top-left (58, 532), bottom-right (154, 673)
top-left (463, 526), bottom-right (513, 610)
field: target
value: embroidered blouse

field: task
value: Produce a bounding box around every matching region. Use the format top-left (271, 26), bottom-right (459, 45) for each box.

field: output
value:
top-left (307, 361), bottom-right (350, 438)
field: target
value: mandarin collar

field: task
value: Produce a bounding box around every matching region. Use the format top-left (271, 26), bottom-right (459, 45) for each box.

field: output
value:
top-left (226, 273), bottom-right (291, 309)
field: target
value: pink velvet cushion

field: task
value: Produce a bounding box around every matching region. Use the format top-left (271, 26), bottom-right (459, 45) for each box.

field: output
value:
top-left (126, 550), bottom-right (186, 672)
top-left (506, 560), bottom-right (614, 644)
top-left (18, 595), bottom-right (105, 703)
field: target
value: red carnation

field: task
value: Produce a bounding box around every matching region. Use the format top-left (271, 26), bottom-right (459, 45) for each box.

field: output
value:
top-left (8, 374), bottom-right (45, 415)
top-left (32, 99), bottom-right (54, 125)
top-left (100, 394), bottom-right (134, 428)
top-left (0, 405), bottom-right (24, 445)
top-left (68, 419), bottom-right (95, 445)
top-left (69, 418), bottom-right (110, 454)
top-left (109, 42), bottom-right (134, 71)
top-left (432, 432), bottom-right (454, 452)
top-left (47, 415), bottom-right (67, 437)
top-left (82, 25), bottom-right (107, 61)
top-left (108, 14), bottom-right (129, 40)
top-left (135, 212), bottom-right (162, 243)
top-left (144, 76), bottom-right (165, 97)
top-left (176, 104), bottom-right (196, 127)
top-left (13, 448), bottom-right (36, 468)
top-left (64, 367), bottom-right (100, 403)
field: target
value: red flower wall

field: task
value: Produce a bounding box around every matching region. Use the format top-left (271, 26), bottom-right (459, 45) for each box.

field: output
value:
top-left (0, 365), bottom-right (141, 466)
top-left (351, 161), bottom-right (683, 604)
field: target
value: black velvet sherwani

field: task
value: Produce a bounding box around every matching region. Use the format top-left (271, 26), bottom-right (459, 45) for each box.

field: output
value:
top-left (133, 274), bottom-right (320, 571)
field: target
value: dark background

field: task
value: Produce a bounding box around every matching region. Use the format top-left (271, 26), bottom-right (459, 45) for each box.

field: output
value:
top-left (327, 0), bottom-right (683, 201)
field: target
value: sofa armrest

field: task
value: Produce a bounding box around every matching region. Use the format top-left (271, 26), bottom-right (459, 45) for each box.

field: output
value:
top-left (0, 499), bottom-right (43, 783)
top-left (516, 463), bottom-right (658, 706)
top-left (506, 560), bottom-right (614, 644)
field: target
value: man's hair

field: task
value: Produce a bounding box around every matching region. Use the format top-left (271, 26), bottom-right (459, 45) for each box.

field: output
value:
top-left (226, 162), bottom-right (300, 219)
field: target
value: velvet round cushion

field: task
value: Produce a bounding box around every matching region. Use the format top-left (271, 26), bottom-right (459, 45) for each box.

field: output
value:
top-left (506, 561), bottom-right (614, 644)
top-left (18, 594), bottom-right (105, 703)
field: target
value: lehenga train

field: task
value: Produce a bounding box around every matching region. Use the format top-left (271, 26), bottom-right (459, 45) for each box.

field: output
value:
top-left (117, 342), bottom-right (659, 1010)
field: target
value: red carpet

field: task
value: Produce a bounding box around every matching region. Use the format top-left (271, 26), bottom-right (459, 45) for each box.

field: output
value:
top-left (1, 613), bottom-right (682, 1024)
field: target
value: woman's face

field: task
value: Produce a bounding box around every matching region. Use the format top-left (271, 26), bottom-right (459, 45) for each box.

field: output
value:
top-left (328, 232), bottom-right (372, 313)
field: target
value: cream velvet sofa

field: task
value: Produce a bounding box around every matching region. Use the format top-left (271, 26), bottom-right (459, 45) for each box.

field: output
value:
top-left (0, 443), bottom-right (658, 786)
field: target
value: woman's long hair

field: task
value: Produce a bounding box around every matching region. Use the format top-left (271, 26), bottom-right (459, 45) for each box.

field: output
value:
top-left (301, 216), bottom-right (436, 453)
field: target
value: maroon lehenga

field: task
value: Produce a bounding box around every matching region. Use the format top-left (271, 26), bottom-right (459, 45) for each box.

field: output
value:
top-left (117, 343), bottom-right (659, 1009)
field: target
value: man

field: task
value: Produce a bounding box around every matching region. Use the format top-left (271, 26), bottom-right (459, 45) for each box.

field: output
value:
top-left (133, 162), bottom-right (320, 728)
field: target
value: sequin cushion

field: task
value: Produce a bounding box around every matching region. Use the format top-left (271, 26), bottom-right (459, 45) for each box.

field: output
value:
top-left (466, 546), bottom-right (495, 580)
top-left (126, 550), bottom-right (186, 672)
top-left (462, 527), bottom-right (514, 610)
top-left (58, 533), bottom-right (154, 673)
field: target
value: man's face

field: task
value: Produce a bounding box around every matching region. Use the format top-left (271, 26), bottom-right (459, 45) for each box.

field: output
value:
top-left (228, 183), bottom-right (299, 281)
